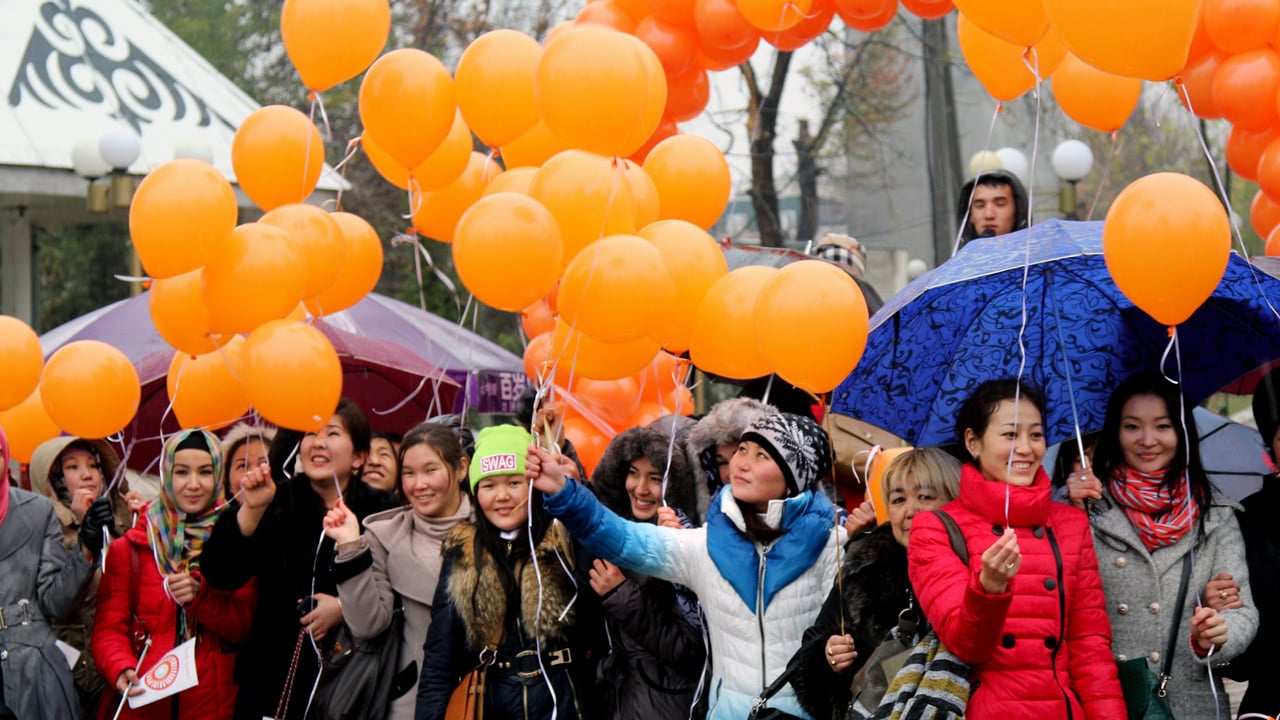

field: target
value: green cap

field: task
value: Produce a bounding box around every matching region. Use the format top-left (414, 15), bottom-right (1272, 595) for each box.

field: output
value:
top-left (469, 425), bottom-right (533, 492)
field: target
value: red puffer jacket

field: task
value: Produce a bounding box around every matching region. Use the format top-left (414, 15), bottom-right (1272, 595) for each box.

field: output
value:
top-left (908, 465), bottom-right (1125, 720)
top-left (92, 522), bottom-right (257, 720)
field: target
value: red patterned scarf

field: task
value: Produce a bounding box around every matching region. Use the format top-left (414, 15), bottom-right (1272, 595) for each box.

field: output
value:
top-left (1108, 465), bottom-right (1199, 552)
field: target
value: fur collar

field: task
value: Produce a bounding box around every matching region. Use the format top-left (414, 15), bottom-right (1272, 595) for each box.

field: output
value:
top-left (840, 524), bottom-right (911, 643)
top-left (442, 519), bottom-right (578, 650)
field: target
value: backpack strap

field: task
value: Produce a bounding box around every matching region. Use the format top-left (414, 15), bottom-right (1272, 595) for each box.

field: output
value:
top-left (932, 510), bottom-right (969, 564)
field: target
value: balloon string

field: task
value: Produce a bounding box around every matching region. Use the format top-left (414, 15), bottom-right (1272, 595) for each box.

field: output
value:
top-left (327, 137), bottom-right (362, 213)
top-left (1085, 132), bottom-right (1120, 221)
top-left (952, 102), bottom-right (1004, 258)
top-left (307, 91), bottom-right (333, 141)
top-left (1048, 277), bottom-right (1089, 469)
top-left (527, 491), bottom-right (559, 718)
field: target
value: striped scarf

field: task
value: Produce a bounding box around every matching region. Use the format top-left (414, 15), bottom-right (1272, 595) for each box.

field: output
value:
top-left (866, 630), bottom-right (969, 720)
top-left (146, 429), bottom-right (225, 575)
top-left (1107, 464), bottom-right (1199, 552)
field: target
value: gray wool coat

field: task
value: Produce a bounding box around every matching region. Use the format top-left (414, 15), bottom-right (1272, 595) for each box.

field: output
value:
top-left (0, 487), bottom-right (96, 720)
top-left (1090, 492), bottom-right (1257, 719)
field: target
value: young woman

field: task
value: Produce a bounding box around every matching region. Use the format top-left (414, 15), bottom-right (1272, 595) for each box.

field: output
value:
top-left (415, 425), bottom-right (604, 720)
top-left (0, 426), bottom-right (99, 719)
top-left (92, 429), bottom-right (256, 719)
top-left (907, 379), bottom-right (1125, 719)
top-left (530, 412), bottom-right (844, 719)
top-left (29, 436), bottom-right (138, 714)
top-left (1088, 372), bottom-right (1257, 718)
top-left (199, 399), bottom-right (399, 720)
top-left (220, 422), bottom-right (275, 500)
top-left (361, 431), bottom-right (400, 494)
top-left (324, 423), bottom-right (474, 720)
top-left (791, 447), bottom-right (962, 720)
top-left (683, 397), bottom-right (774, 518)
top-left (589, 425), bottom-right (706, 720)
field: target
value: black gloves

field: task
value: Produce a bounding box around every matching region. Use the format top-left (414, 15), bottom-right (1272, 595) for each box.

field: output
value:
top-left (79, 497), bottom-right (115, 558)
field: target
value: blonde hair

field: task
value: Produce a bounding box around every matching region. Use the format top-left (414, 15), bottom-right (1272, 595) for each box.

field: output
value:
top-left (880, 448), bottom-right (962, 508)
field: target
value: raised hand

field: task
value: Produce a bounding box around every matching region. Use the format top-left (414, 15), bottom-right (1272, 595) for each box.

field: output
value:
top-left (1191, 605), bottom-right (1229, 651)
top-left (978, 529), bottom-right (1021, 594)
top-left (1066, 467), bottom-right (1103, 510)
top-left (165, 572), bottom-right (201, 605)
top-left (588, 559), bottom-right (626, 596)
top-left (322, 500), bottom-right (360, 545)
top-left (525, 445), bottom-right (568, 495)
top-left (844, 501), bottom-right (877, 536)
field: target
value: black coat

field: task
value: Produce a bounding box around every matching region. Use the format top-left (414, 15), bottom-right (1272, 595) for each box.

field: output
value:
top-left (789, 524), bottom-right (913, 720)
top-left (199, 429), bottom-right (399, 720)
top-left (1234, 478), bottom-right (1280, 716)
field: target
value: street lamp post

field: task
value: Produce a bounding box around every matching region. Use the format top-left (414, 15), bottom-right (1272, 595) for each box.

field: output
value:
top-left (1051, 140), bottom-right (1095, 221)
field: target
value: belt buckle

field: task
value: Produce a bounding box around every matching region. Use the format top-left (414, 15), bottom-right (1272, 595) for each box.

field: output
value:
top-left (0, 607), bottom-right (5, 631)
top-left (514, 649), bottom-right (542, 679)
top-left (548, 648), bottom-right (571, 666)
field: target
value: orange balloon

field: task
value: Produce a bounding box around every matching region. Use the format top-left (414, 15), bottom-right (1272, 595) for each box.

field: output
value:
top-left (232, 106), bottom-right (325, 212)
top-left (259, 204), bottom-right (345, 300)
top-left (361, 131), bottom-right (411, 190)
top-left (1043, 0), bottom-right (1198, 81)
top-left (624, 161), bottom-right (661, 228)
top-left (150, 270), bottom-right (224, 356)
top-left (639, 219), bottom-right (729, 352)
top-left (635, 16), bottom-right (697, 74)
top-left (1203, 0), bottom-right (1280, 54)
top-left (1257, 138), bottom-right (1280, 202)
top-left (1267, 225), bottom-right (1280, 256)
top-left (524, 332), bottom-right (555, 383)
top-left (1103, 173), bottom-right (1231, 327)
top-left (954, 0), bottom-right (1049, 47)
top-left (359, 49), bottom-right (457, 169)
top-left (167, 337), bottom-right (249, 430)
top-left (453, 193), bottom-right (564, 311)
top-left (841, 0), bottom-right (897, 30)
top-left (689, 266), bottom-right (777, 380)
top-left (958, 14), bottom-right (1065, 101)
top-left (650, 0), bottom-right (698, 26)
top-left (410, 111), bottom-right (474, 192)
top-left (628, 119), bottom-right (679, 164)
top-left (40, 341), bottom-right (140, 438)
top-left (562, 414), bottom-right (611, 475)
top-left (865, 446), bottom-right (912, 523)
top-left (695, 0), bottom-right (759, 53)
top-left (456, 30), bottom-right (543, 148)
top-left (1052, 53), bottom-right (1142, 133)
top-left (900, 0), bottom-right (951, 18)
top-left (551, 320), bottom-right (661, 382)
top-left (529, 149), bottom-right (638, 261)
top-left (129, 160), bottom-right (237, 278)
top-left (1226, 126), bottom-right (1277, 182)
top-left (557, 234), bottom-right (676, 343)
top-left (485, 166), bottom-right (538, 196)
top-left (412, 153), bottom-right (501, 243)
top-left (521, 295), bottom-right (557, 338)
top-left (765, 0), bottom-right (834, 51)
top-left (697, 35), bottom-right (761, 70)
top-left (203, 224), bottom-right (307, 334)
top-left (1186, 5), bottom-right (1214, 65)
top-left (305, 213), bottom-right (383, 316)
top-left (665, 64), bottom-right (710, 122)
top-left (536, 26), bottom-right (667, 158)
top-left (1212, 49), bottom-right (1280, 130)
top-left (577, 1), bottom-right (639, 33)
top-left (0, 316), bottom-right (42, 411)
top-left (638, 351), bottom-right (692, 403)
top-left (500, 121), bottom-right (572, 169)
top-left (1176, 51), bottom-right (1224, 120)
top-left (736, 0), bottom-right (814, 31)
top-left (570, 376), bottom-right (641, 428)
top-left (241, 321), bottom-right (341, 432)
top-left (644, 135), bottom-right (731, 229)
top-left (1253, 190), bottom-right (1280, 237)
top-left (0, 388), bottom-right (61, 463)
top-left (281, 0), bottom-right (390, 92)
top-left (755, 260), bottom-right (869, 393)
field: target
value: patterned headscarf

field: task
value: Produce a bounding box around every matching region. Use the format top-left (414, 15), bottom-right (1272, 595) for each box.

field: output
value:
top-left (147, 429), bottom-right (225, 574)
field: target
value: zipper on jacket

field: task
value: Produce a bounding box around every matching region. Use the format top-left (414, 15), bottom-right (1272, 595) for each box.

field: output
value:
top-left (1044, 527), bottom-right (1073, 720)
top-left (756, 543), bottom-right (772, 690)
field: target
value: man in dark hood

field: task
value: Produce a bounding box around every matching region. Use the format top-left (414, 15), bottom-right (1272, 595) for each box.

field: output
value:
top-left (956, 168), bottom-right (1029, 248)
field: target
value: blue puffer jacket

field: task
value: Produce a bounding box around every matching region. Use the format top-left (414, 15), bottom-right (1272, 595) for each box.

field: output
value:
top-left (544, 479), bottom-right (844, 719)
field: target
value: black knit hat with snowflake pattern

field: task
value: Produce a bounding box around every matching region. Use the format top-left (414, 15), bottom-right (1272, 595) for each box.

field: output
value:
top-left (740, 412), bottom-right (832, 495)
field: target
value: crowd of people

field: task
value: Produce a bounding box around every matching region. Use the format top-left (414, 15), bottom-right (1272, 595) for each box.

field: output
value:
top-left (0, 362), bottom-right (1273, 720)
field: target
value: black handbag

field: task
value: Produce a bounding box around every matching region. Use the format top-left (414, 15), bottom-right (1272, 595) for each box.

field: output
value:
top-left (1117, 555), bottom-right (1192, 720)
top-left (747, 664), bottom-right (805, 720)
top-left (313, 595), bottom-right (406, 720)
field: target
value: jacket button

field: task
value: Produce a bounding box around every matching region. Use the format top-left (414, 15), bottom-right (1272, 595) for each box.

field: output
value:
top-left (992, 525), bottom-right (1004, 536)
top-left (1045, 637), bottom-right (1057, 650)
top-left (1148, 651), bottom-right (1160, 663)
top-left (1001, 634), bottom-right (1016, 649)
top-left (1117, 654), bottom-right (1128, 662)
top-left (1115, 557), bottom-right (1127, 568)
top-left (1044, 578), bottom-right (1056, 591)
top-left (1118, 603), bottom-right (1129, 615)
top-left (1149, 603), bottom-right (1160, 614)
top-left (1033, 526), bottom-right (1044, 539)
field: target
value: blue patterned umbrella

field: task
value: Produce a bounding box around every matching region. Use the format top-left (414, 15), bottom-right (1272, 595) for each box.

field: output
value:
top-left (830, 219), bottom-right (1280, 446)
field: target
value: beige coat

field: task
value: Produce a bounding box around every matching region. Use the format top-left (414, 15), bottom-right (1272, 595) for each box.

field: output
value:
top-left (333, 495), bottom-right (473, 720)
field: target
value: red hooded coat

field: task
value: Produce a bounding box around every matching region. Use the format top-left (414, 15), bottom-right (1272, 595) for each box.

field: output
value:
top-left (908, 465), bottom-right (1126, 720)
top-left (92, 522), bottom-right (256, 719)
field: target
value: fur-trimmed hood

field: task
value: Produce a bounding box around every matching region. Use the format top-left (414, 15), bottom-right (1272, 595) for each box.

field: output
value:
top-left (441, 519), bottom-right (579, 651)
top-left (591, 425), bottom-right (700, 525)
top-left (28, 435), bottom-right (131, 545)
top-left (683, 397), bottom-right (775, 515)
